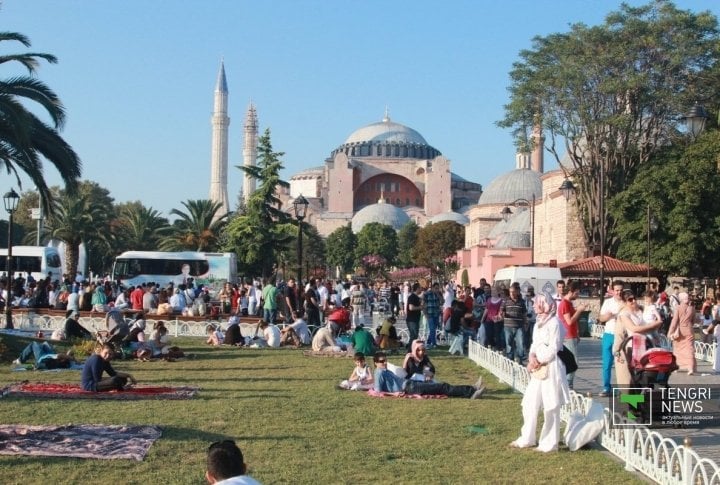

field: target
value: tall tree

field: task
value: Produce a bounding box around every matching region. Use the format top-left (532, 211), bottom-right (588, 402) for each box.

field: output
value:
top-left (396, 220), bottom-right (419, 268)
top-left (116, 202), bottom-right (169, 251)
top-left (42, 181), bottom-right (115, 277)
top-left (412, 221), bottom-right (465, 270)
top-left (0, 31), bottom-right (81, 213)
top-left (611, 130), bottom-right (720, 276)
top-left (159, 199), bottom-right (226, 252)
top-left (499, 1), bottom-right (720, 255)
top-left (224, 128), bottom-right (292, 277)
top-left (354, 223), bottom-right (398, 267)
top-left (326, 224), bottom-right (356, 276)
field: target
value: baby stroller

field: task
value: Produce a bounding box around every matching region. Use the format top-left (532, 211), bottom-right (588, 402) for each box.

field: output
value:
top-left (620, 334), bottom-right (678, 424)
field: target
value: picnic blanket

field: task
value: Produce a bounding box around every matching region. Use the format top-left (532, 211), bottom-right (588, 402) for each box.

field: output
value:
top-left (0, 382), bottom-right (198, 400)
top-left (302, 350), bottom-right (350, 358)
top-left (12, 363), bottom-right (84, 372)
top-left (0, 424), bottom-right (161, 461)
top-left (366, 389), bottom-right (447, 399)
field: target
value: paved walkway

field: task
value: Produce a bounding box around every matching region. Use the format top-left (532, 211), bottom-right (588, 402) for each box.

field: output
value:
top-left (555, 337), bottom-right (720, 464)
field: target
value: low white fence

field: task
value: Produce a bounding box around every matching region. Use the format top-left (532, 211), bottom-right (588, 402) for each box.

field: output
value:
top-left (468, 340), bottom-right (720, 485)
top-left (589, 323), bottom-right (716, 365)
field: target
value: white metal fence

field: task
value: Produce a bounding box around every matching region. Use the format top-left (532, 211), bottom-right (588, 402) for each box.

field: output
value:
top-left (468, 340), bottom-right (720, 485)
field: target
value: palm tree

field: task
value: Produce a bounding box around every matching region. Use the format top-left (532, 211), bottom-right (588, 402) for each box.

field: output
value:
top-left (117, 203), bottom-right (169, 251)
top-left (159, 199), bottom-right (226, 252)
top-left (0, 32), bottom-right (81, 212)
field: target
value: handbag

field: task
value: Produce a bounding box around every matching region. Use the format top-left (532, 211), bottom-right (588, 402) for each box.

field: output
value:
top-left (557, 345), bottom-right (578, 374)
top-left (530, 364), bottom-right (548, 380)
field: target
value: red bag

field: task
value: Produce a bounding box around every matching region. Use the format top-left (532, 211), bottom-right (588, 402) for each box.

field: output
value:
top-left (638, 348), bottom-right (677, 373)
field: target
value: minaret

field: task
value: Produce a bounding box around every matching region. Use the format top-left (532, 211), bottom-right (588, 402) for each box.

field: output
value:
top-left (209, 60), bottom-right (230, 218)
top-left (242, 102), bottom-right (258, 204)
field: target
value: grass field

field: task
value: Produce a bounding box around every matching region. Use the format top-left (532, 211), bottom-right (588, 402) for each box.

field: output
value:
top-left (0, 337), bottom-right (645, 484)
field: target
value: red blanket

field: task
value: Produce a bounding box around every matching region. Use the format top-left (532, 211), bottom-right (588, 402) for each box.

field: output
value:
top-left (1, 382), bottom-right (198, 400)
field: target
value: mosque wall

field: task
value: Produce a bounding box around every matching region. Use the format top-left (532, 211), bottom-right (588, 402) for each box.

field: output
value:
top-left (326, 152), bottom-right (354, 213)
top-left (424, 156), bottom-right (451, 217)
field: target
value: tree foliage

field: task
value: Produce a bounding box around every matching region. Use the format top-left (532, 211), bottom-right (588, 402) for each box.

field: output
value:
top-left (116, 202), bottom-right (169, 251)
top-left (500, 0), bottom-right (720, 255)
top-left (325, 224), bottom-right (356, 275)
top-left (224, 128), bottom-right (292, 277)
top-left (354, 223), bottom-right (398, 267)
top-left (610, 130), bottom-right (720, 276)
top-left (412, 221), bottom-right (465, 270)
top-left (159, 199), bottom-right (226, 252)
top-left (396, 220), bottom-right (419, 268)
top-left (0, 31), bottom-right (81, 214)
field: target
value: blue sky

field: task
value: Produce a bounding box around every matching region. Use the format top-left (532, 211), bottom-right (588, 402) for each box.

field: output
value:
top-left (2, 0), bottom-right (717, 218)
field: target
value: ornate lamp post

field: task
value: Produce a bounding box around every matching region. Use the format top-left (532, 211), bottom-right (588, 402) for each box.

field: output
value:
top-left (646, 205), bottom-right (658, 286)
top-left (292, 194), bottom-right (309, 288)
top-left (682, 102), bottom-right (708, 140)
top-left (4, 188), bottom-right (19, 329)
top-left (501, 194), bottom-right (536, 265)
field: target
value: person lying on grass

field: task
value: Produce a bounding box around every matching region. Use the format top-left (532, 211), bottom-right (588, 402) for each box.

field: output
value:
top-left (372, 352), bottom-right (485, 399)
top-left (81, 343), bottom-right (137, 392)
top-left (13, 341), bottom-right (76, 370)
top-left (338, 352), bottom-right (374, 390)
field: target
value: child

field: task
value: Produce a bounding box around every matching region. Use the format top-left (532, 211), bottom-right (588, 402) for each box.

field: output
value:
top-left (703, 321), bottom-right (720, 373)
top-left (206, 324), bottom-right (224, 346)
top-left (338, 352), bottom-right (374, 390)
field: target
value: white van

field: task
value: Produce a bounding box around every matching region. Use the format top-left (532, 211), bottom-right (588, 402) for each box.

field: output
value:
top-left (0, 246), bottom-right (63, 282)
top-left (493, 266), bottom-right (562, 297)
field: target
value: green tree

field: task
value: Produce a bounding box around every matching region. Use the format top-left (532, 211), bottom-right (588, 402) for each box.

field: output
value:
top-left (42, 181), bottom-right (115, 276)
top-left (412, 221), bottom-right (464, 271)
top-left (396, 220), bottom-right (419, 268)
top-left (159, 199), bottom-right (226, 252)
top-left (611, 130), bottom-right (720, 276)
top-left (499, 1), bottom-right (720, 255)
top-left (279, 223), bottom-right (326, 281)
top-left (116, 202), bottom-right (169, 251)
top-left (0, 31), bottom-right (81, 213)
top-left (224, 128), bottom-right (292, 277)
top-left (354, 223), bottom-right (398, 267)
top-left (326, 224), bottom-right (356, 275)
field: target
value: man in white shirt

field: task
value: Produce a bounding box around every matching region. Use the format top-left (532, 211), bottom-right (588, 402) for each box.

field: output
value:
top-left (596, 280), bottom-right (625, 397)
top-left (253, 320), bottom-right (281, 348)
top-left (317, 280), bottom-right (329, 314)
top-left (552, 280), bottom-right (565, 304)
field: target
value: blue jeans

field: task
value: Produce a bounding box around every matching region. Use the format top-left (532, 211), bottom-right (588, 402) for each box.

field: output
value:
top-left (406, 319), bottom-right (420, 348)
top-left (263, 308), bottom-right (277, 324)
top-left (504, 326), bottom-right (525, 362)
top-left (601, 332), bottom-right (614, 392)
top-left (373, 368), bottom-right (405, 393)
top-left (19, 341), bottom-right (54, 364)
top-left (564, 337), bottom-right (579, 389)
top-left (425, 314), bottom-right (439, 346)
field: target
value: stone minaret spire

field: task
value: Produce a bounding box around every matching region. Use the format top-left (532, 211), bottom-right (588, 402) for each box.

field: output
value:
top-left (242, 102), bottom-right (258, 204)
top-left (530, 122), bottom-right (544, 173)
top-left (209, 60), bottom-right (230, 218)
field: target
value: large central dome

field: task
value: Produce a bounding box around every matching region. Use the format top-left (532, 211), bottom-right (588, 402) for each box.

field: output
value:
top-left (344, 116), bottom-right (428, 145)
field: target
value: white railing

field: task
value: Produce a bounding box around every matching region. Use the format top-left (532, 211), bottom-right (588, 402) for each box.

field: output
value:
top-left (588, 323), bottom-right (716, 365)
top-left (467, 340), bottom-right (720, 485)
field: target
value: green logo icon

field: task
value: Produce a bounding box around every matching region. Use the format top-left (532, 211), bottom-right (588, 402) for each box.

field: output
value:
top-left (620, 393), bottom-right (645, 421)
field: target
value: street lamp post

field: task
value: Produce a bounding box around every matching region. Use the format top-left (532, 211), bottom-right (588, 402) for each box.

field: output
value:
top-left (501, 194), bottom-right (536, 265)
top-left (3, 188), bottom-right (20, 329)
top-left (646, 205), bottom-right (658, 287)
top-left (292, 194), bottom-right (309, 288)
top-left (682, 102), bottom-right (708, 140)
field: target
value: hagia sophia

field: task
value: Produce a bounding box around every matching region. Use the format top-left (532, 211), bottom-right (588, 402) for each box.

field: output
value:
top-left (208, 62), bottom-right (586, 282)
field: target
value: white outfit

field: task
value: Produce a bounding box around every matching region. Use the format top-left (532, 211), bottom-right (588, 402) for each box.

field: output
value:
top-left (600, 297), bottom-right (622, 335)
top-left (340, 363), bottom-right (373, 390)
top-left (318, 284), bottom-right (329, 309)
top-left (264, 324), bottom-right (281, 347)
top-left (642, 304), bottom-right (658, 325)
top-left (289, 318), bottom-right (311, 345)
top-left (66, 293), bottom-right (79, 311)
top-left (514, 315), bottom-right (571, 452)
top-left (215, 475), bottom-right (262, 485)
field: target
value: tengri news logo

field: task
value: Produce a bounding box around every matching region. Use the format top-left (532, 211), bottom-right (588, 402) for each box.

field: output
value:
top-left (612, 388), bottom-right (652, 426)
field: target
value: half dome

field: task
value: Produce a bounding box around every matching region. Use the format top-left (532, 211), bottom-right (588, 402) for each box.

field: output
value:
top-left (478, 168), bottom-right (542, 205)
top-left (427, 211), bottom-right (470, 226)
top-left (351, 200), bottom-right (411, 233)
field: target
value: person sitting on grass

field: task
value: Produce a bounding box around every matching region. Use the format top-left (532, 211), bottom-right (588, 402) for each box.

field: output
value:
top-left (81, 343), bottom-right (137, 392)
top-left (63, 309), bottom-right (93, 340)
top-left (338, 352), bottom-right (374, 390)
top-left (252, 320), bottom-right (281, 348)
top-left (205, 439), bottom-right (261, 484)
top-left (312, 324), bottom-right (342, 352)
top-left (403, 340), bottom-right (436, 382)
top-left (13, 341), bottom-right (75, 370)
top-left (372, 352), bottom-right (485, 399)
top-left (350, 323), bottom-right (375, 356)
top-left (280, 311), bottom-right (311, 347)
top-left (207, 324), bottom-right (225, 346)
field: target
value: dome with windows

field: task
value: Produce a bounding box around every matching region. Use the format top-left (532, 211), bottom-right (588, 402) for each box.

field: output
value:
top-left (351, 199), bottom-right (411, 233)
top-left (477, 168), bottom-right (542, 205)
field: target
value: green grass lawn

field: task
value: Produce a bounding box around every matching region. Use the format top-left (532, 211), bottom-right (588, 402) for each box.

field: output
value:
top-left (0, 337), bottom-right (645, 484)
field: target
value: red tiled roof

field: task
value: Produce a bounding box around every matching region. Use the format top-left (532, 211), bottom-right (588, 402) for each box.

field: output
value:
top-left (558, 256), bottom-right (656, 277)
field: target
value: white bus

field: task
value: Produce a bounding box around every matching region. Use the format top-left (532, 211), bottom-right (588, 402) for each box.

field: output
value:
top-left (0, 246), bottom-right (63, 282)
top-left (111, 251), bottom-right (238, 291)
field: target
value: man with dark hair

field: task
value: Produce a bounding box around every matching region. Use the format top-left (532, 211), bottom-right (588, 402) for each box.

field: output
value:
top-left (13, 341), bottom-right (75, 370)
top-left (502, 284), bottom-right (527, 364)
top-left (557, 280), bottom-right (586, 390)
top-left (405, 283), bottom-right (423, 348)
top-left (81, 343), bottom-right (137, 392)
top-left (205, 440), bottom-right (261, 484)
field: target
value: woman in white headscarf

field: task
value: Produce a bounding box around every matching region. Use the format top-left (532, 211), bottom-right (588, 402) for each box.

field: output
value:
top-left (667, 292), bottom-right (697, 375)
top-left (510, 292), bottom-right (570, 452)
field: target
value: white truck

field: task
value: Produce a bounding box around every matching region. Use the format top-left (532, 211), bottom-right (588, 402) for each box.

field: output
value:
top-left (492, 266), bottom-right (563, 297)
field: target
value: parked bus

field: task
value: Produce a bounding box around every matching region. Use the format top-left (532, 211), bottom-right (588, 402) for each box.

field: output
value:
top-left (0, 246), bottom-right (63, 282)
top-left (111, 251), bottom-right (237, 291)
